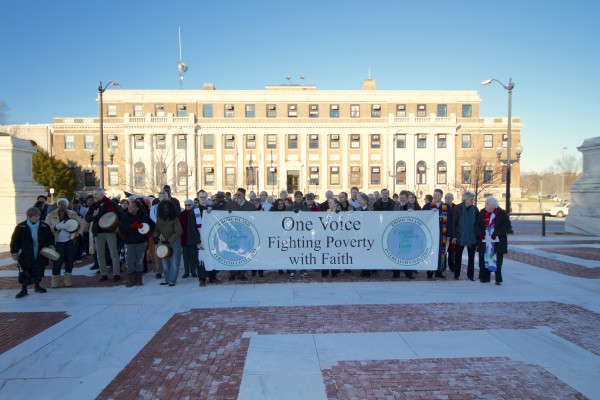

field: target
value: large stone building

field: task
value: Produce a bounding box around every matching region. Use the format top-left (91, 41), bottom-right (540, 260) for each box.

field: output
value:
top-left (44, 79), bottom-right (521, 200)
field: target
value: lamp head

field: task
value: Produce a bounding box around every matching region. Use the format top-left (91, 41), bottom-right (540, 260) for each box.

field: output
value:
top-left (496, 143), bottom-right (503, 156)
top-left (515, 143), bottom-right (523, 155)
top-left (481, 79), bottom-right (492, 85)
top-left (109, 82), bottom-right (121, 88)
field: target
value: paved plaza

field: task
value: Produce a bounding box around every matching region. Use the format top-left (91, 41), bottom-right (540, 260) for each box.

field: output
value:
top-left (0, 234), bottom-right (599, 400)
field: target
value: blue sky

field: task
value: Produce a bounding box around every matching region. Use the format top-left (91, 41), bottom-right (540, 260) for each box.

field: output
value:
top-left (2, 0), bottom-right (599, 173)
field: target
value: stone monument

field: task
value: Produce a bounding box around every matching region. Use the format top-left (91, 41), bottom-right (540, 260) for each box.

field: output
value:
top-left (566, 137), bottom-right (600, 236)
top-left (0, 133), bottom-right (46, 244)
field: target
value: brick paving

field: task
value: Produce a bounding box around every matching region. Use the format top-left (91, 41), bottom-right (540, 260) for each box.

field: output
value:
top-left (0, 312), bottom-right (69, 355)
top-left (97, 301), bottom-right (600, 400)
top-left (538, 246), bottom-right (600, 261)
top-left (322, 358), bottom-right (589, 400)
top-left (507, 251), bottom-right (600, 278)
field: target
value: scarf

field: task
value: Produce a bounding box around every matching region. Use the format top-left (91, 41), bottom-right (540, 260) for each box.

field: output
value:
top-left (483, 209), bottom-right (498, 271)
top-left (459, 204), bottom-right (477, 246)
top-left (27, 220), bottom-right (40, 258)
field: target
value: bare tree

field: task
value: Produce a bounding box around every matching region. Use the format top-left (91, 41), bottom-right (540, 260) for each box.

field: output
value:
top-left (0, 100), bottom-right (8, 125)
top-left (450, 148), bottom-right (504, 205)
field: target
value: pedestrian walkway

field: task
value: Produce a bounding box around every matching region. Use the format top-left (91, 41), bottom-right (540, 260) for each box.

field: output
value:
top-left (0, 234), bottom-right (599, 399)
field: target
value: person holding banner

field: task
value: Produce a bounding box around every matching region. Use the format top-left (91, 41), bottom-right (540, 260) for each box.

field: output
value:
top-left (227, 188), bottom-right (257, 281)
top-left (475, 197), bottom-right (509, 285)
top-left (422, 189), bottom-right (452, 279)
top-left (372, 188), bottom-right (396, 211)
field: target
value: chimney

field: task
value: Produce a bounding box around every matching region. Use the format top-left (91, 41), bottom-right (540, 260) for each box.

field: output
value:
top-left (362, 79), bottom-right (376, 90)
top-left (203, 83), bottom-right (216, 90)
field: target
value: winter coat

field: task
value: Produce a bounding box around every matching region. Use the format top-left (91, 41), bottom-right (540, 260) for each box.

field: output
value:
top-left (475, 207), bottom-right (509, 254)
top-left (10, 220), bottom-right (55, 268)
top-left (119, 212), bottom-right (155, 245)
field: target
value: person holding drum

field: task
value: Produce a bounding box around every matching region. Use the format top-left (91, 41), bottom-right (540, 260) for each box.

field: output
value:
top-left (85, 188), bottom-right (122, 282)
top-left (153, 200), bottom-right (183, 286)
top-left (45, 198), bottom-right (86, 288)
top-left (10, 207), bottom-right (55, 298)
top-left (119, 199), bottom-right (155, 287)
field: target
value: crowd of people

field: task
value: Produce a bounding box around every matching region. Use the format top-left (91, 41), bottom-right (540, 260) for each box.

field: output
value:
top-left (9, 185), bottom-right (509, 298)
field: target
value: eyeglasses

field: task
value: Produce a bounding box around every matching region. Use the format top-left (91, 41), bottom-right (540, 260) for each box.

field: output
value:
top-left (198, 196), bottom-right (207, 199)
top-left (185, 204), bottom-right (193, 207)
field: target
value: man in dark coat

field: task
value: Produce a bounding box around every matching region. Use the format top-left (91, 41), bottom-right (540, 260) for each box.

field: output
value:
top-left (372, 188), bottom-right (396, 211)
top-left (10, 207), bottom-right (55, 298)
top-left (226, 188), bottom-right (256, 280)
top-left (475, 197), bottom-right (509, 285)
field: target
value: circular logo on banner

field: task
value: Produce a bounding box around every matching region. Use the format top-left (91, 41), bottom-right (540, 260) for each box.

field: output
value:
top-left (208, 216), bottom-right (260, 267)
top-left (382, 216), bottom-right (433, 266)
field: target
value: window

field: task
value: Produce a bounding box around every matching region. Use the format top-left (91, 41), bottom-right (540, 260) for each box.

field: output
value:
top-left (64, 135), bottom-right (75, 150)
top-left (108, 168), bottom-right (119, 186)
top-left (134, 162), bottom-right (145, 187)
top-left (396, 104), bottom-right (406, 117)
top-left (246, 134), bottom-right (256, 149)
top-left (330, 134), bottom-right (340, 149)
top-left (155, 162), bottom-right (167, 187)
top-left (204, 167), bottom-right (214, 186)
top-left (484, 134), bottom-right (493, 148)
top-left (417, 104), bottom-right (426, 117)
top-left (309, 167), bottom-right (319, 185)
top-left (309, 104), bottom-right (319, 118)
top-left (266, 135), bottom-right (277, 149)
top-left (330, 166), bottom-right (340, 185)
top-left (224, 134), bottom-right (235, 149)
top-left (396, 134), bottom-right (406, 148)
top-left (155, 135), bottom-right (166, 150)
top-left (484, 165), bottom-right (494, 184)
top-left (246, 166), bottom-right (256, 186)
top-left (177, 162), bottom-right (187, 186)
top-left (225, 104), bottom-right (234, 118)
top-left (437, 161), bottom-right (447, 184)
top-left (108, 135), bottom-right (118, 149)
top-left (370, 134), bottom-right (380, 149)
top-left (177, 104), bottom-right (187, 117)
top-left (176, 134), bottom-right (186, 150)
top-left (134, 135), bottom-right (144, 150)
top-left (287, 134), bottom-right (298, 149)
top-left (437, 104), bottom-right (447, 117)
top-left (330, 104), bottom-right (339, 118)
top-left (107, 105), bottom-right (117, 117)
top-left (462, 104), bottom-right (472, 118)
top-left (502, 134), bottom-right (508, 148)
top-left (288, 104), bottom-right (298, 117)
top-left (350, 166), bottom-right (361, 186)
top-left (437, 134), bottom-right (447, 148)
top-left (417, 161), bottom-right (427, 184)
top-left (267, 104), bottom-right (276, 118)
top-left (462, 166), bottom-right (472, 184)
top-left (225, 167), bottom-right (236, 187)
top-left (133, 104), bottom-right (143, 117)
top-left (84, 172), bottom-right (96, 187)
top-left (84, 135), bottom-right (94, 149)
top-left (155, 105), bottom-right (165, 117)
top-left (396, 161), bottom-right (406, 185)
top-left (350, 134), bottom-right (360, 149)
top-left (350, 104), bottom-right (360, 118)
top-left (203, 134), bottom-right (214, 149)
top-left (462, 134), bottom-right (472, 148)
top-left (370, 167), bottom-right (381, 186)
top-left (309, 134), bottom-right (319, 149)
top-left (371, 104), bottom-right (381, 118)
top-left (245, 104), bottom-right (255, 118)
top-left (203, 104), bottom-right (213, 118)
top-left (268, 167), bottom-right (277, 186)
top-left (417, 134), bottom-right (427, 148)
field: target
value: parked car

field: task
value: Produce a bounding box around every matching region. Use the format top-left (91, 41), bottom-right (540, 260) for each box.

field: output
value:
top-left (546, 202), bottom-right (571, 218)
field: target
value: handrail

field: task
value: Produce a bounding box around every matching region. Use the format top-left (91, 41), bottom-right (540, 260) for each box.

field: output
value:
top-left (509, 213), bottom-right (552, 236)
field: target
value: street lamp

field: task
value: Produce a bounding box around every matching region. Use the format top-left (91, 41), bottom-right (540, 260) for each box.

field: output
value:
top-left (482, 78), bottom-right (518, 214)
top-left (389, 130), bottom-right (402, 195)
top-left (98, 81), bottom-right (121, 189)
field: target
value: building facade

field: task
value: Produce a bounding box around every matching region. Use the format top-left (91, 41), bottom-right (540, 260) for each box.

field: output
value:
top-left (47, 79), bottom-right (522, 200)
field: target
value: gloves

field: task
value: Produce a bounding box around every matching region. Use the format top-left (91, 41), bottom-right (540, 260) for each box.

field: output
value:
top-left (56, 222), bottom-right (66, 230)
top-left (480, 235), bottom-right (486, 240)
top-left (491, 234), bottom-right (497, 240)
top-left (129, 221), bottom-right (143, 229)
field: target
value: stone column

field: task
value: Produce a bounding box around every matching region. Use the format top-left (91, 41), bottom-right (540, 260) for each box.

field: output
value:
top-left (565, 137), bottom-right (600, 235)
top-left (0, 134), bottom-right (46, 244)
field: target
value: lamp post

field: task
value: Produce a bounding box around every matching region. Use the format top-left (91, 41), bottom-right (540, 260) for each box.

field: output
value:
top-left (539, 172), bottom-right (544, 212)
top-left (98, 81), bottom-right (121, 189)
top-left (482, 78), bottom-right (518, 214)
top-left (561, 146), bottom-right (567, 199)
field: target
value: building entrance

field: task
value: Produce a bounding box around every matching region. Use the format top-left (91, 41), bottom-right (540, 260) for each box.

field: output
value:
top-left (286, 170), bottom-right (299, 193)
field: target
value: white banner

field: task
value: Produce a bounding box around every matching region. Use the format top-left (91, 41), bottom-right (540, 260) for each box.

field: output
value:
top-left (200, 210), bottom-right (440, 271)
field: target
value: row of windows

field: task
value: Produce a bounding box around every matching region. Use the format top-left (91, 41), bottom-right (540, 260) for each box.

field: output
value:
top-left (107, 103), bottom-right (474, 119)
